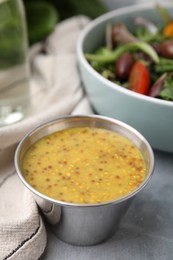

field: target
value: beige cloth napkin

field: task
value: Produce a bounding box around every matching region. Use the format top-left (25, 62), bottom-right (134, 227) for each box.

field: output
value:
top-left (0, 16), bottom-right (92, 260)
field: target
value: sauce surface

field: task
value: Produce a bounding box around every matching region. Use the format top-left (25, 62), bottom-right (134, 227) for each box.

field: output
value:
top-left (23, 127), bottom-right (147, 204)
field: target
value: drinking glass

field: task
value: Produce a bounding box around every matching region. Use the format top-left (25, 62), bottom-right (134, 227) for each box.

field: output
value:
top-left (0, 0), bottom-right (30, 127)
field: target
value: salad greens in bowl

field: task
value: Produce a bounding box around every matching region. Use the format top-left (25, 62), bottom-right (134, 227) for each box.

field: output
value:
top-left (77, 2), bottom-right (173, 153)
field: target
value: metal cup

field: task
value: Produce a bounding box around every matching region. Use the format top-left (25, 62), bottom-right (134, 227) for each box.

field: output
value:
top-left (15, 115), bottom-right (154, 246)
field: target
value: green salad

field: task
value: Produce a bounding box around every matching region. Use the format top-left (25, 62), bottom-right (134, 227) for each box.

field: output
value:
top-left (85, 5), bottom-right (173, 101)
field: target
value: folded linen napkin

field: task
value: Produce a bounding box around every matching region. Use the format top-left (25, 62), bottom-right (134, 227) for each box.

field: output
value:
top-left (0, 16), bottom-right (92, 260)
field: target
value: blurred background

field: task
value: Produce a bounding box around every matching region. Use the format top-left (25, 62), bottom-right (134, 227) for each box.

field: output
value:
top-left (23, 0), bottom-right (171, 45)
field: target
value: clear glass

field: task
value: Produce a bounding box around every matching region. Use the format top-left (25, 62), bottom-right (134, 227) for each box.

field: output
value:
top-left (0, 0), bottom-right (30, 127)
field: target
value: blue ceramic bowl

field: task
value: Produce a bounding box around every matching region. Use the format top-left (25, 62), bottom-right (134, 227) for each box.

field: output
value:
top-left (77, 2), bottom-right (173, 153)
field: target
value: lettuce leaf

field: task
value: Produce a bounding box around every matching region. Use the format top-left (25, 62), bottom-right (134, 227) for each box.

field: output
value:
top-left (159, 73), bottom-right (173, 101)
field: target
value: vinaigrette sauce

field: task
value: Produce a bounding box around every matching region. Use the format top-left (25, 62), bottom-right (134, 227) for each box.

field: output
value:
top-left (23, 127), bottom-right (146, 204)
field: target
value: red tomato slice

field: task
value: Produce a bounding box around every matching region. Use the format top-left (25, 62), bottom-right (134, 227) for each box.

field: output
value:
top-left (128, 61), bottom-right (150, 95)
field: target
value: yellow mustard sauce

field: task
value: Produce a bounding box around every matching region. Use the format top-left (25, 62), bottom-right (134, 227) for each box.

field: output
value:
top-left (23, 127), bottom-right (147, 204)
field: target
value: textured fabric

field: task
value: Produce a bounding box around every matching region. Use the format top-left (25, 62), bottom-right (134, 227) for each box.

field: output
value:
top-left (0, 16), bottom-right (92, 260)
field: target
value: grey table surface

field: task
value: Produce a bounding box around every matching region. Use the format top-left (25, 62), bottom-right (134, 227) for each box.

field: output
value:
top-left (41, 150), bottom-right (173, 260)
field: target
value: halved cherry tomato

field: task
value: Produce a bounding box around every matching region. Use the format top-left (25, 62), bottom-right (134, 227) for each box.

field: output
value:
top-left (128, 61), bottom-right (150, 95)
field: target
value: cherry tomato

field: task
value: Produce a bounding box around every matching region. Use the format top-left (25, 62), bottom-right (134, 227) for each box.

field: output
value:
top-left (128, 61), bottom-right (150, 95)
